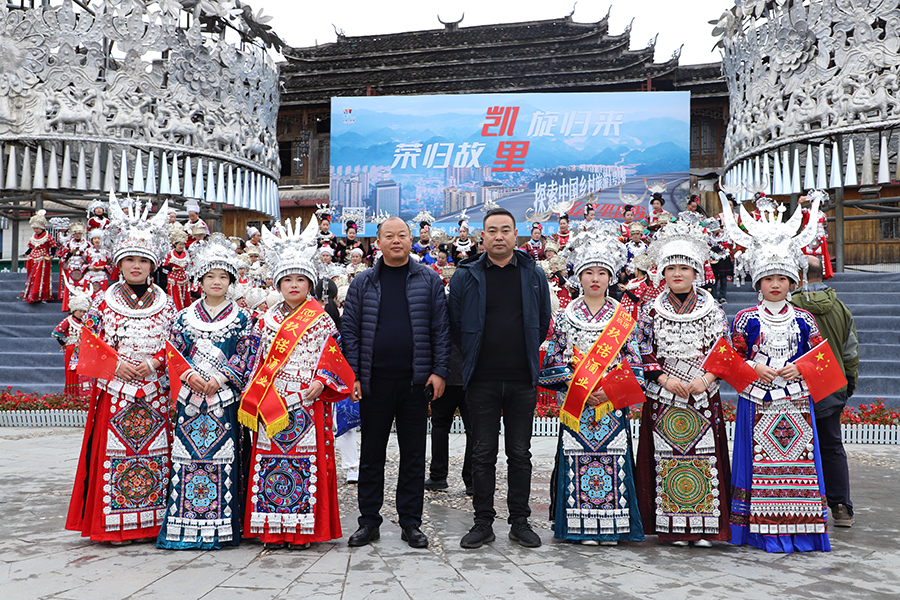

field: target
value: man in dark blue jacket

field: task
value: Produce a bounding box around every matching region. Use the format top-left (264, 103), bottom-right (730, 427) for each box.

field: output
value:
top-left (448, 208), bottom-right (552, 549)
top-left (342, 217), bottom-right (451, 549)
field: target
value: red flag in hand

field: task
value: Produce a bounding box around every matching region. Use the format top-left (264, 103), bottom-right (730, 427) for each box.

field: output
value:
top-left (702, 337), bottom-right (758, 393)
top-left (601, 361), bottom-right (646, 410)
top-left (794, 340), bottom-right (848, 403)
top-left (166, 340), bottom-right (192, 402)
top-left (316, 336), bottom-right (357, 402)
top-left (76, 329), bottom-right (118, 380)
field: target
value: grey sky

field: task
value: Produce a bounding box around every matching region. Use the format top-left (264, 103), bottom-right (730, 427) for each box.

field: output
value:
top-left (262, 0), bottom-right (733, 66)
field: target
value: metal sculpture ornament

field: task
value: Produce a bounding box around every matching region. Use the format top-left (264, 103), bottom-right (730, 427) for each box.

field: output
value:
top-left (0, 0), bottom-right (281, 181)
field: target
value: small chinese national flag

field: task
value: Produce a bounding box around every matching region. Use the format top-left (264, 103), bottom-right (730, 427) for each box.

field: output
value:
top-left (794, 340), bottom-right (848, 403)
top-left (76, 328), bottom-right (118, 380)
top-left (317, 336), bottom-right (356, 401)
top-left (601, 360), bottom-right (646, 410)
top-left (701, 337), bottom-right (758, 393)
top-left (166, 340), bottom-right (192, 402)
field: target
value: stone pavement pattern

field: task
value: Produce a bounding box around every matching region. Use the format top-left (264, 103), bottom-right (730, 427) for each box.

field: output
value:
top-left (1, 428), bottom-right (898, 600)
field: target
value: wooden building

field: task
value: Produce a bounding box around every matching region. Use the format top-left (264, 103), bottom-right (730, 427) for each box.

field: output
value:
top-left (272, 13), bottom-right (730, 233)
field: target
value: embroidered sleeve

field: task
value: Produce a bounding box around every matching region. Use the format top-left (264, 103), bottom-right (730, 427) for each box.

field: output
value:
top-left (221, 311), bottom-right (260, 389)
top-left (636, 305), bottom-right (661, 372)
top-left (623, 333), bottom-right (645, 388)
top-left (539, 314), bottom-right (571, 390)
top-left (52, 319), bottom-right (69, 347)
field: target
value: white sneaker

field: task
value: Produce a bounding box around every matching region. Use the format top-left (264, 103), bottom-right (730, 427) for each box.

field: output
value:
top-left (693, 539), bottom-right (713, 548)
top-left (346, 469), bottom-right (359, 483)
top-left (599, 540), bottom-right (618, 546)
top-left (580, 540), bottom-right (599, 546)
top-left (671, 540), bottom-right (689, 547)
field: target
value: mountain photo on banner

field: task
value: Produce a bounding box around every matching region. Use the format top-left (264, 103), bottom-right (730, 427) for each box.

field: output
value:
top-left (329, 92), bottom-right (690, 237)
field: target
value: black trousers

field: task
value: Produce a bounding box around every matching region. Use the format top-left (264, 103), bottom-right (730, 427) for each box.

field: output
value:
top-left (428, 384), bottom-right (472, 486)
top-left (816, 405), bottom-right (853, 514)
top-left (358, 376), bottom-right (427, 529)
top-left (465, 379), bottom-right (537, 526)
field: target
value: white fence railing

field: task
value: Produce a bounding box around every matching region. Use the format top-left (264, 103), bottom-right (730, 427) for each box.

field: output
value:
top-left (0, 410), bottom-right (88, 427)
top-left (449, 416), bottom-right (899, 445)
top-left (1, 411), bottom-right (897, 444)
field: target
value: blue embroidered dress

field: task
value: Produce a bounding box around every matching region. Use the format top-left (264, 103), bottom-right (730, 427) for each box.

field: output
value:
top-left (730, 301), bottom-right (830, 553)
top-left (540, 297), bottom-right (645, 542)
top-left (157, 299), bottom-right (257, 549)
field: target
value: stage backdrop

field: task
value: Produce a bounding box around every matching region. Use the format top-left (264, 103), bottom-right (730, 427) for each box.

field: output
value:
top-left (329, 92), bottom-right (690, 236)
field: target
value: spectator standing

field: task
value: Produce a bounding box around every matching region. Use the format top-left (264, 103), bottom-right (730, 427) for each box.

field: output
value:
top-left (448, 208), bottom-right (552, 549)
top-left (342, 217), bottom-right (451, 549)
top-left (790, 256), bottom-right (859, 527)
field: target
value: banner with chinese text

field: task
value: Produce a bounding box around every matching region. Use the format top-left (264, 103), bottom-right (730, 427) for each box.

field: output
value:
top-left (330, 92), bottom-right (690, 236)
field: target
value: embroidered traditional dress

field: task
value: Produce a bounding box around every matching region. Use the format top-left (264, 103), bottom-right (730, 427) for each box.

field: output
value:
top-left (87, 215), bottom-right (109, 231)
top-left (451, 237), bottom-right (478, 263)
top-left (730, 301), bottom-right (831, 553)
top-left (540, 298), bottom-right (645, 542)
top-left (157, 299), bottom-right (256, 549)
top-left (57, 231), bottom-right (72, 300)
top-left (801, 208), bottom-right (833, 279)
top-left (24, 232), bottom-right (56, 302)
top-left (635, 288), bottom-right (732, 542)
top-left (550, 230), bottom-right (571, 248)
top-left (52, 315), bottom-right (92, 400)
top-left (521, 239), bottom-right (546, 261)
top-left (85, 245), bottom-right (110, 290)
top-left (243, 301), bottom-right (348, 545)
top-left (619, 276), bottom-right (661, 321)
top-left (648, 209), bottom-right (674, 232)
top-left (61, 238), bottom-right (91, 310)
top-left (163, 249), bottom-right (192, 311)
top-left (66, 283), bottom-right (177, 541)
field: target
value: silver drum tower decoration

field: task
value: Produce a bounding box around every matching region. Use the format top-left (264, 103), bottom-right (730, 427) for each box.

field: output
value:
top-left (714, 0), bottom-right (900, 195)
top-left (0, 0), bottom-right (281, 217)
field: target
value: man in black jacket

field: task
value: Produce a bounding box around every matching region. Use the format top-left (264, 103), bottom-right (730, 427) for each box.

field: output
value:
top-left (342, 217), bottom-right (450, 548)
top-left (448, 208), bottom-right (552, 549)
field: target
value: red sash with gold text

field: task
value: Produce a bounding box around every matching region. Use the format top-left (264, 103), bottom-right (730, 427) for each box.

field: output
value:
top-left (239, 300), bottom-right (326, 437)
top-left (560, 303), bottom-right (636, 432)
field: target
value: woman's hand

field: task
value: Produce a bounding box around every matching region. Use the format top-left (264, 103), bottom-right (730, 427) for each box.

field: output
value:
top-left (202, 376), bottom-right (223, 396)
top-left (753, 362), bottom-right (779, 384)
top-left (305, 380), bottom-right (325, 403)
top-left (115, 361), bottom-right (140, 382)
top-left (187, 372), bottom-right (207, 395)
top-left (778, 363), bottom-right (801, 381)
top-left (585, 387), bottom-right (609, 407)
top-left (663, 375), bottom-right (691, 399)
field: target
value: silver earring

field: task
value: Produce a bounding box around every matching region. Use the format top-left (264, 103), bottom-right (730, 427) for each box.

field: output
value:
top-left (306, 293), bottom-right (313, 302)
top-left (786, 290), bottom-right (792, 302)
top-left (757, 290), bottom-right (763, 302)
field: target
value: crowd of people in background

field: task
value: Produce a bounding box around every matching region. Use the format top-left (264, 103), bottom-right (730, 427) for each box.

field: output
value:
top-left (32, 181), bottom-right (855, 556)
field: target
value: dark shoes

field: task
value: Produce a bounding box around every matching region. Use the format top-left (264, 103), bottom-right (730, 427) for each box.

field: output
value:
top-left (832, 504), bottom-right (855, 527)
top-left (460, 523), bottom-right (496, 549)
top-left (401, 525), bottom-right (429, 548)
top-left (465, 485), bottom-right (475, 496)
top-left (509, 522), bottom-right (542, 548)
top-left (348, 524), bottom-right (380, 547)
top-left (424, 478), bottom-right (449, 491)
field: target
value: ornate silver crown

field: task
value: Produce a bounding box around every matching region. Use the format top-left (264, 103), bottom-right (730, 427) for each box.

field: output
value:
top-left (564, 220), bottom-right (628, 278)
top-left (104, 192), bottom-right (170, 267)
top-left (188, 233), bottom-right (241, 282)
top-left (647, 212), bottom-right (710, 284)
top-left (64, 275), bottom-right (93, 313)
top-left (718, 189), bottom-right (825, 287)
top-left (262, 216), bottom-right (320, 286)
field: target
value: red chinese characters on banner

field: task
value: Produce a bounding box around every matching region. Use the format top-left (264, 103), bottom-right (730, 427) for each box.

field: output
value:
top-left (482, 106), bottom-right (530, 172)
top-left (482, 106), bottom-right (519, 136)
top-left (493, 141), bottom-right (530, 172)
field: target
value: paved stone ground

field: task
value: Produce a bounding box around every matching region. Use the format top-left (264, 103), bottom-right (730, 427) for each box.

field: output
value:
top-left (1, 427), bottom-right (898, 600)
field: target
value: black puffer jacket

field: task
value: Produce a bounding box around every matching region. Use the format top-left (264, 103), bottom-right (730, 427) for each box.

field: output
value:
top-left (342, 257), bottom-right (450, 395)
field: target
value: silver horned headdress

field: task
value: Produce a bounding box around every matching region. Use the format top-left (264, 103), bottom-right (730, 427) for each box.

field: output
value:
top-left (564, 220), bottom-right (628, 278)
top-left (188, 233), bottom-right (242, 282)
top-left (104, 191), bottom-right (170, 268)
top-left (718, 189), bottom-right (825, 288)
top-left (262, 216), bottom-right (321, 286)
top-left (646, 212), bottom-right (710, 285)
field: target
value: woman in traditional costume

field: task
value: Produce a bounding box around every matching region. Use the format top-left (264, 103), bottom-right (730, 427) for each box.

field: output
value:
top-left (635, 214), bottom-right (731, 547)
top-left (66, 196), bottom-right (176, 543)
top-left (157, 234), bottom-right (256, 550)
top-left (720, 191), bottom-right (831, 553)
top-left (540, 221), bottom-right (644, 545)
top-left (86, 199), bottom-right (109, 231)
top-left (240, 217), bottom-right (354, 549)
top-left (85, 229), bottom-right (111, 291)
top-left (646, 180), bottom-right (674, 233)
top-left (23, 210), bottom-right (57, 303)
top-left (52, 284), bottom-right (93, 400)
top-left (163, 228), bottom-right (192, 311)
